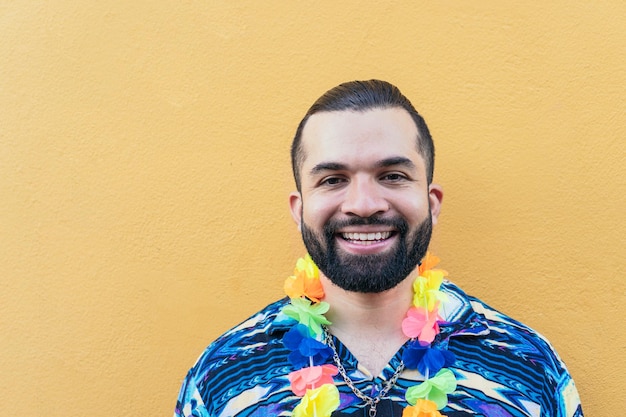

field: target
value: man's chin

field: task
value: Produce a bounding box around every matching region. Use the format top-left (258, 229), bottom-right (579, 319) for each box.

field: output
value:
top-left (301, 219), bottom-right (429, 293)
top-left (334, 250), bottom-right (395, 268)
top-left (324, 265), bottom-right (408, 294)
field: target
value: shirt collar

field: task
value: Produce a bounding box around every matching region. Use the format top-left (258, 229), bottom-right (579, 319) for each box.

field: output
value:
top-left (439, 280), bottom-right (491, 340)
top-left (268, 281), bottom-right (491, 339)
top-left (268, 297), bottom-right (296, 336)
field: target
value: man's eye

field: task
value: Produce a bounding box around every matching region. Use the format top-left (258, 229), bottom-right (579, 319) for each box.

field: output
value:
top-left (321, 177), bottom-right (345, 186)
top-left (382, 173), bottom-right (406, 181)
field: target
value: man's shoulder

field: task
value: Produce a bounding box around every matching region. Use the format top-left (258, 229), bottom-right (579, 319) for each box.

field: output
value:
top-left (445, 280), bottom-right (568, 373)
top-left (175, 297), bottom-right (296, 416)
top-left (445, 280), bottom-right (548, 336)
top-left (443, 281), bottom-right (582, 415)
top-left (468, 290), bottom-right (555, 349)
top-left (187, 297), bottom-right (291, 378)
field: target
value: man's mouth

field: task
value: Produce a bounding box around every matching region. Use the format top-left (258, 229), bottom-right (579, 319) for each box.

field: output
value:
top-left (340, 231), bottom-right (393, 244)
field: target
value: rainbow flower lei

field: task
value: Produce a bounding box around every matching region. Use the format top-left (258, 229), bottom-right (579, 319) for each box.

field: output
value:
top-left (282, 253), bottom-right (457, 417)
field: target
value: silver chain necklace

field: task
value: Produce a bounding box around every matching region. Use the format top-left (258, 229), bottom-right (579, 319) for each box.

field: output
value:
top-left (323, 326), bottom-right (406, 417)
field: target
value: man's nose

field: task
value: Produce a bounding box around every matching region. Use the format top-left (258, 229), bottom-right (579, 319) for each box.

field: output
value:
top-left (340, 179), bottom-right (389, 217)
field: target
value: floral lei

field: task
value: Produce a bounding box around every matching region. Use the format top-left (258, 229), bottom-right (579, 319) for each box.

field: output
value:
top-left (282, 253), bottom-right (457, 417)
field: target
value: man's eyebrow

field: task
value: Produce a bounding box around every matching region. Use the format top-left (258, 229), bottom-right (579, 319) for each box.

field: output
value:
top-left (309, 162), bottom-right (348, 176)
top-left (376, 156), bottom-right (416, 170)
top-left (309, 157), bottom-right (416, 176)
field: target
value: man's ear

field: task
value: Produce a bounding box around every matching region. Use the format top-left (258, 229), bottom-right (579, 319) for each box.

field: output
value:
top-left (289, 191), bottom-right (303, 230)
top-left (428, 183), bottom-right (444, 225)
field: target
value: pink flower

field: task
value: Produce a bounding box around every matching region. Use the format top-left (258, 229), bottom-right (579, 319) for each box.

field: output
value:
top-left (402, 306), bottom-right (441, 343)
top-left (288, 364), bottom-right (338, 396)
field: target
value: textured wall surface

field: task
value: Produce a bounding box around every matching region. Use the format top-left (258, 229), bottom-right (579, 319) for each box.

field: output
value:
top-left (1, 2), bottom-right (624, 415)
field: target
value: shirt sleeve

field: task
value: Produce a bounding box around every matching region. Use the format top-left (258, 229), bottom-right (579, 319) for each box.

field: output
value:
top-left (555, 372), bottom-right (584, 417)
top-left (173, 369), bottom-right (212, 417)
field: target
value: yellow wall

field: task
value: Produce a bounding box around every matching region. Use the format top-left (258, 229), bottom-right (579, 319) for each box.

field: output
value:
top-left (1, 2), bottom-right (624, 415)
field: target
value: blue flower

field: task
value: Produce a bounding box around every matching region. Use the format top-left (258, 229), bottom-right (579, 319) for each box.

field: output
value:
top-left (283, 324), bottom-right (333, 369)
top-left (402, 341), bottom-right (455, 376)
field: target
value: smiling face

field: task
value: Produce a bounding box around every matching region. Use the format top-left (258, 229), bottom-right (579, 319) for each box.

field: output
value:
top-left (289, 107), bottom-right (443, 293)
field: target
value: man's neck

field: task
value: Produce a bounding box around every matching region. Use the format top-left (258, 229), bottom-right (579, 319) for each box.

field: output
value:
top-left (321, 274), bottom-right (414, 332)
top-left (320, 272), bottom-right (415, 376)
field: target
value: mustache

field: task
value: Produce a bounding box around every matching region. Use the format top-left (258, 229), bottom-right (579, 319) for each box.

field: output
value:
top-left (322, 215), bottom-right (409, 235)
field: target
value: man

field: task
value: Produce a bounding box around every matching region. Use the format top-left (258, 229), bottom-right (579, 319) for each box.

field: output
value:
top-left (174, 80), bottom-right (583, 417)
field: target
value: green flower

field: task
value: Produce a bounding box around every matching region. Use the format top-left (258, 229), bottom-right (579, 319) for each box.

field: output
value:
top-left (405, 368), bottom-right (457, 409)
top-left (283, 298), bottom-right (331, 337)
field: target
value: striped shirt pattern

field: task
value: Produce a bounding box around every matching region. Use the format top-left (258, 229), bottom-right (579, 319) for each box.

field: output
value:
top-left (174, 281), bottom-right (583, 417)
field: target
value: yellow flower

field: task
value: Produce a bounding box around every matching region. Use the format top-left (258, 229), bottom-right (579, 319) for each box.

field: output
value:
top-left (292, 384), bottom-right (340, 417)
top-left (297, 254), bottom-right (319, 279)
top-left (412, 269), bottom-right (447, 311)
top-left (284, 255), bottom-right (325, 302)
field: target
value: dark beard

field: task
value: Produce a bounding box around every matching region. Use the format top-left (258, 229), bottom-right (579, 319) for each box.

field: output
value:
top-left (301, 213), bottom-right (432, 293)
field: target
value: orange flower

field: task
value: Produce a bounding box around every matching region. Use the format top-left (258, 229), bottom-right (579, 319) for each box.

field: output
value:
top-left (402, 399), bottom-right (444, 417)
top-left (284, 255), bottom-right (325, 302)
top-left (418, 253), bottom-right (447, 276)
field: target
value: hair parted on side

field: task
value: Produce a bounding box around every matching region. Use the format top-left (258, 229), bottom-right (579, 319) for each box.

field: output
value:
top-left (290, 79), bottom-right (435, 191)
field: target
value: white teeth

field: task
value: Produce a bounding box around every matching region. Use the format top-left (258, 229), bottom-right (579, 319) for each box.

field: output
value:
top-left (342, 231), bottom-right (391, 241)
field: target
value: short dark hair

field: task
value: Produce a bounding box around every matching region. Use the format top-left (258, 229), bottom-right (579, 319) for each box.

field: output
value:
top-left (290, 79), bottom-right (435, 191)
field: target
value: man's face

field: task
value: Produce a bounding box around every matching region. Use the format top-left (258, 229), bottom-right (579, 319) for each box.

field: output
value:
top-left (289, 107), bottom-right (443, 293)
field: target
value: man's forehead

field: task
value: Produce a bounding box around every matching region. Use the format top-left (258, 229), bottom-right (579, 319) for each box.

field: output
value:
top-left (299, 107), bottom-right (421, 166)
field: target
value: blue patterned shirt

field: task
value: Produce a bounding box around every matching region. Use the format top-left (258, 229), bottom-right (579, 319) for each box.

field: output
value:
top-left (174, 281), bottom-right (583, 417)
